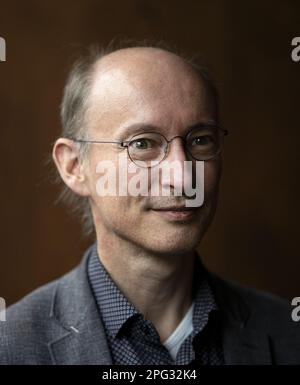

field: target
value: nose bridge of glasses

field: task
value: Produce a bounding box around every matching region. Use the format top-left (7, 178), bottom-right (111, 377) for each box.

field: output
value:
top-left (166, 135), bottom-right (185, 144)
top-left (164, 135), bottom-right (189, 160)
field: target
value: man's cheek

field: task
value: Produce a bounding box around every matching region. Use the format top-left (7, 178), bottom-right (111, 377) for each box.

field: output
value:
top-left (204, 161), bottom-right (221, 193)
top-left (126, 165), bottom-right (150, 197)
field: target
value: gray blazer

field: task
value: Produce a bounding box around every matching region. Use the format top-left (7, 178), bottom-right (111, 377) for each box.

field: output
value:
top-left (0, 245), bottom-right (299, 365)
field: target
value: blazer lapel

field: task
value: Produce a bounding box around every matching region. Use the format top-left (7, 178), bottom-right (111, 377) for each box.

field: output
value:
top-left (209, 272), bottom-right (273, 365)
top-left (47, 246), bottom-right (113, 365)
top-left (48, 308), bottom-right (113, 365)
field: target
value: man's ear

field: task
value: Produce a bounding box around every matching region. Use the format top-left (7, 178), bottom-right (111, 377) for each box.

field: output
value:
top-left (52, 138), bottom-right (89, 197)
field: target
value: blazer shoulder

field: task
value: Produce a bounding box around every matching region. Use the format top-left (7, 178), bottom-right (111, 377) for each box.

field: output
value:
top-left (210, 273), bottom-right (298, 336)
top-left (218, 275), bottom-right (290, 311)
top-left (0, 265), bottom-right (80, 364)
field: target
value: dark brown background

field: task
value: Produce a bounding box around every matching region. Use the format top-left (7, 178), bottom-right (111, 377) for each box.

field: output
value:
top-left (0, 0), bottom-right (299, 306)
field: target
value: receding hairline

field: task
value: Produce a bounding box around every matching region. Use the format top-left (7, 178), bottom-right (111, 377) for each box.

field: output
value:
top-left (85, 45), bottom-right (218, 121)
top-left (90, 46), bottom-right (209, 85)
top-left (94, 45), bottom-right (193, 66)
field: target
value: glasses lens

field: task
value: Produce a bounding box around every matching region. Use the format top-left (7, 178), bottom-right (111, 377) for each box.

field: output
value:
top-left (128, 132), bottom-right (166, 167)
top-left (186, 126), bottom-right (221, 160)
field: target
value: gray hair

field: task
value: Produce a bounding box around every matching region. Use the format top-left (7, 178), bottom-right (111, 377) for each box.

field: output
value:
top-left (54, 39), bottom-right (219, 237)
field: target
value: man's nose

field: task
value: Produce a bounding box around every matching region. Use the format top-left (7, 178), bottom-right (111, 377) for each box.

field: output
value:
top-left (160, 137), bottom-right (193, 193)
top-left (166, 137), bottom-right (187, 163)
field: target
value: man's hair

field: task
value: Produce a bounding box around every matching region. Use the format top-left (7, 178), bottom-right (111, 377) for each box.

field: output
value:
top-left (54, 38), bottom-right (219, 237)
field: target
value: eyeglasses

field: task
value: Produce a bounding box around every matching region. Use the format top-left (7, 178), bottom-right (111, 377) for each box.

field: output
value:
top-left (71, 123), bottom-right (228, 168)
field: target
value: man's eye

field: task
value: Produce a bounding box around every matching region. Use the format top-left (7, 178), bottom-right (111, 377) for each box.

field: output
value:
top-left (191, 135), bottom-right (213, 146)
top-left (131, 138), bottom-right (152, 149)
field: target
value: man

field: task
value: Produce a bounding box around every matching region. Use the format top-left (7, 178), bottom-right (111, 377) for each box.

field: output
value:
top-left (0, 42), bottom-right (299, 365)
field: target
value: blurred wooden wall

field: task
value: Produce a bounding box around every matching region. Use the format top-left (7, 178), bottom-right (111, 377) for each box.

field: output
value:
top-left (0, 0), bottom-right (299, 305)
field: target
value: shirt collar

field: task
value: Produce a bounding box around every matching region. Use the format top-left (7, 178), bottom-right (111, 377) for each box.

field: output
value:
top-left (88, 243), bottom-right (139, 338)
top-left (191, 258), bottom-right (219, 336)
top-left (87, 243), bottom-right (219, 339)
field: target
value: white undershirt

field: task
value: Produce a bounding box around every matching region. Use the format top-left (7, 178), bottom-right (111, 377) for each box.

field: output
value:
top-left (162, 302), bottom-right (194, 360)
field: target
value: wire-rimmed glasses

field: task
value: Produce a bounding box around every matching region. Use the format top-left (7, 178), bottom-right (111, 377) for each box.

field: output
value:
top-left (71, 123), bottom-right (228, 168)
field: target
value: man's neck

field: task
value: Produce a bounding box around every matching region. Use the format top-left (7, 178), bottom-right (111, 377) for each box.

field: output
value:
top-left (95, 233), bottom-right (196, 342)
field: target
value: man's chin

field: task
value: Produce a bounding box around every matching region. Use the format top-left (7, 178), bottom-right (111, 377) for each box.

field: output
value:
top-left (138, 231), bottom-right (202, 257)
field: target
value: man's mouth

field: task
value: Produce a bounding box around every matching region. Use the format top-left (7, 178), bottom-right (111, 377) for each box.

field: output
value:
top-left (151, 206), bottom-right (199, 221)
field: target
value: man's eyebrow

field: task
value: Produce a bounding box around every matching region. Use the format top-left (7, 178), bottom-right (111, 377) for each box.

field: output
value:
top-left (116, 120), bottom-right (219, 139)
top-left (187, 120), bottom-right (219, 130)
top-left (116, 123), bottom-right (160, 139)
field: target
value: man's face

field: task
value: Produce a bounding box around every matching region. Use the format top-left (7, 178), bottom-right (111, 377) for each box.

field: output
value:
top-left (83, 49), bottom-right (221, 255)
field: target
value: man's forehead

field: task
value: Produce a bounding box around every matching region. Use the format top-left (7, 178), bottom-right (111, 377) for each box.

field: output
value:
top-left (86, 47), bottom-right (215, 134)
top-left (93, 46), bottom-right (194, 74)
top-left (90, 47), bottom-right (205, 97)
